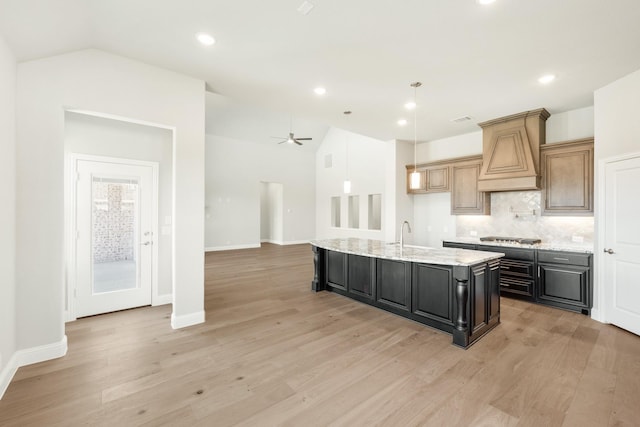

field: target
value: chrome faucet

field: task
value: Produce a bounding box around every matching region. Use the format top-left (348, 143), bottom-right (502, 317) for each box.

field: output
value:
top-left (400, 220), bottom-right (412, 248)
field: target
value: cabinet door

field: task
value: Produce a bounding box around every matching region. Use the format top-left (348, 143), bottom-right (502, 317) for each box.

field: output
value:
top-left (541, 138), bottom-right (593, 216)
top-left (538, 263), bottom-right (590, 309)
top-left (376, 258), bottom-right (411, 311)
top-left (406, 169), bottom-right (427, 194)
top-left (348, 254), bottom-right (374, 299)
top-left (326, 250), bottom-right (347, 291)
top-left (451, 161), bottom-right (490, 215)
top-left (426, 166), bottom-right (450, 192)
top-left (412, 263), bottom-right (453, 324)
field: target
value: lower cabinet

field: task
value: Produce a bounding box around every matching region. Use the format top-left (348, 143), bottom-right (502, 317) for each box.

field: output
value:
top-left (348, 254), bottom-right (375, 300)
top-left (537, 250), bottom-right (592, 314)
top-left (376, 258), bottom-right (411, 312)
top-left (326, 250), bottom-right (347, 291)
top-left (412, 263), bottom-right (454, 324)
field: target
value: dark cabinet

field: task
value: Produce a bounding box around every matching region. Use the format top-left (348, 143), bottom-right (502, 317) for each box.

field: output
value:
top-left (412, 264), bottom-right (453, 324)
top-left (442, 242), bottom-right (476, 250)
top-left (348, 254), bottom-right (375, 300)
top-left (476, 245), bottom-right (536, 302)
top-left (376, 258), bottom-right (411, 312)
top-left (537, 250), bottom-right (592, 314)
top-left (326, 250), bottom-right (347, 291)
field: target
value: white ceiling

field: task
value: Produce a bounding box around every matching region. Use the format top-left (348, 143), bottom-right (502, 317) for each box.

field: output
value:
top-left (2, 0), bottom-right (640, 144)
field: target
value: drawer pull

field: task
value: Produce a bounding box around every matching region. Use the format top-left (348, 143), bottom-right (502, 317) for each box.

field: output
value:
top-left (553, 257), bottom-right (569, 261)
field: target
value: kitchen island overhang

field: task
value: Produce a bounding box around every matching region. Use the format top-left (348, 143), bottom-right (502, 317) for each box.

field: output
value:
top-left (311, 238), bottom-right (505, 348)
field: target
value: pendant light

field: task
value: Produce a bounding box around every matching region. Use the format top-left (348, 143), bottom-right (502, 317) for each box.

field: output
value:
top-left (409, 82), bottom-right (422, 190)
top-left (343, 111), bottom-right (352, 194)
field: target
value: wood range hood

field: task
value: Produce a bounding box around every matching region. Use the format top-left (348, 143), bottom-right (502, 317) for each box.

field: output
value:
top-left (477, 108), bottom-right (550, 192)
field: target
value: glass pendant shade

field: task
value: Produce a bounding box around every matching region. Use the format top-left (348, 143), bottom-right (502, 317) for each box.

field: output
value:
top-left (343, 179), bottom-right (352, 194)
top-left (409, 171), bottom-right (421, 190)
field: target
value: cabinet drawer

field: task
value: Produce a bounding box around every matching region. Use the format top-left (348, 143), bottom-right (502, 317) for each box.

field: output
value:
top-left (443, 241), bottom-right (476, 250)
top-left (500, 277), bottom-right (534, 297)
top-left (501, 259), bottom-right (534, 278)
top-left (476, 245), bottom-right (535, 261)
top-left (537, 250), bottom-right (591, 266)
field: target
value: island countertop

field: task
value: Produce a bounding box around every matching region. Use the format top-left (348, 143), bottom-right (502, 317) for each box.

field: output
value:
top-left (311, 238), bottom-right (504, 266)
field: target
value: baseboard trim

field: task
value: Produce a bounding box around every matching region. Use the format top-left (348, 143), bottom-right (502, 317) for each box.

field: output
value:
top-left (0, 353), bottom-right (18, 400)
top-left (0, 335), bottom-right (68, 400)
top-left (153, 294), bottom-right (173, 306)
top-left (590, 308), bottom-right (605, 323)
top-left (261, 240), bottom-right (311, 246)
top-left (205, 243), bottom-right (260, 252)
top-left (171, 310), bottom-right (205, 329)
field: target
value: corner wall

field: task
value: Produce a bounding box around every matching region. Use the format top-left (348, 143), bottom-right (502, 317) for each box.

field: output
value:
top-left (205, 134), bottom-right (315, 249)
top-left (0, 33), bottom-right (17, 399)
top-left (16, 49), bottom-right (205, 354)
top-left (594, 67), bottom-right (640, 320)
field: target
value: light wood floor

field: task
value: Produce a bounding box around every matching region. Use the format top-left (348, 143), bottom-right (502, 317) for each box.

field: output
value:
top-left (1, 243), bottom-right (639, 426)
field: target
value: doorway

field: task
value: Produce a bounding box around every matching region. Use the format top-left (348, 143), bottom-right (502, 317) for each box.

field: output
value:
top-left (70, 155), bottom-right (158, 318)
top-left (602, 153), bottom-right (640, 335)
top-left (260, 182), bottom-right (284, 245)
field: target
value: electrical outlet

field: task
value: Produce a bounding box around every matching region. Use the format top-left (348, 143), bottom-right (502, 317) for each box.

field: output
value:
top-left (470, 230), bottom-right (478, 237)
top-left (572, 235), bottom-right (584, 243)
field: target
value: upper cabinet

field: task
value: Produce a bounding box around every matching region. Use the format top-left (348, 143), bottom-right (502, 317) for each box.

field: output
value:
top-left (451, 156), bottom-right (490, 215)
top-left (406, 162), bottom-right (450, 194)
top-left (540, 138), bottom-right (594, 216)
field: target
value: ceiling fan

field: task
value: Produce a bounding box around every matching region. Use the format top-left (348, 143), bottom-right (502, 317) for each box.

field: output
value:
top-left (272, 116), bottom-right (312, 146)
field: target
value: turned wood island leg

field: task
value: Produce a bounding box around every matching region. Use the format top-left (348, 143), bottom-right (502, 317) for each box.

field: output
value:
top-left (452, 265), bottom-right (470, 348)
top-left (311, 245), bottom-right (326, 292)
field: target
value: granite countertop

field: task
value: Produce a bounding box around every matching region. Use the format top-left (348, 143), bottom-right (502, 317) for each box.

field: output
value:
top-left (443, 237), bottom-right (594, 254)
top-left (311, 238), bottom-right (504, 267)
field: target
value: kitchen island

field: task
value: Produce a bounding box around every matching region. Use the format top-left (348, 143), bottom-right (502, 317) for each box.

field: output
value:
top-left (311, 238), bottom-right (504, 348)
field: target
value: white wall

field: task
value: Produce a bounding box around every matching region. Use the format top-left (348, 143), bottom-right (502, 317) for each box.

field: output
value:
top-left (316, 127), bottom-right (391, 240)
top-left (546, 106), bottom-right (594, 144)
top-left (64, 112), bottom-right (174, 297)
top-left (205, 135), bottom-right (315, 249)
top-left (386, 140), bottom-right (415, 243)
top-left (16, 49), bottom-right (205, 356)
top-left (0, 33), bottom-right (17, 398)
top-left (594, 67), bottom-right (640, 320)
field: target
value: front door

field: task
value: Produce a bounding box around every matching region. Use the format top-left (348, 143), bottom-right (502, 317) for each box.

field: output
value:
top-left (75, 158), bottom-right (155, 317)
top-left (604, 154), bottom-right (640, 335)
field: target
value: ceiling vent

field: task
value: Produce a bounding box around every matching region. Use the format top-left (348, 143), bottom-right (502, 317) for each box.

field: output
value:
top-left (297, 1), bottom-right (315, 15)
top-left (451, 116), bottom-right (472, 123)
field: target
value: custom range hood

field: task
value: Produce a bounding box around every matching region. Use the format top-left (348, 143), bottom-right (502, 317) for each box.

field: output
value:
top-left (477, 108), bottom-right (550, 192)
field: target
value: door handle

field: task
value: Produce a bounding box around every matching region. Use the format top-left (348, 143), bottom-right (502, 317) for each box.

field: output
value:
top-left (604, 248), bottom-right (615, 254)
top-left (141, 241), bottom-right (153, 246)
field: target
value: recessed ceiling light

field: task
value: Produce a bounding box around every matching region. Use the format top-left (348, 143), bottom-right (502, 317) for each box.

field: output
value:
top-left (196, 32), bottom-right (215, 46)
top-left (477, 0), bottom-right (496, 5)
top-left (397, 119), bottom-right (408, 126)
top-left (404, 101), bottom-right (416, 110)
top-left (538, 74), bottom-right (556, 84)
top-left (314, 87), bottom-right (327, 95)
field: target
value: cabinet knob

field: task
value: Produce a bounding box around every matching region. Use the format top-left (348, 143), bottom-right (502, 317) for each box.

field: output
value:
top-left (604, 248), bottom-right (615, 254)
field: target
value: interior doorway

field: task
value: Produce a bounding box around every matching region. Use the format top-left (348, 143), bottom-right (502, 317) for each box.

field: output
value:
top-left (73, 157), bottom-right (158, 317)
top-left (602, 153), bottom-right (640, 336)
top-left (260, 182), bottom-right (284, 245)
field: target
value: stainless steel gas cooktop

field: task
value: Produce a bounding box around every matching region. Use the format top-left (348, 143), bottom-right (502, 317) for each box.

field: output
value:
top-left (479, 236), bottom-right (542, 245)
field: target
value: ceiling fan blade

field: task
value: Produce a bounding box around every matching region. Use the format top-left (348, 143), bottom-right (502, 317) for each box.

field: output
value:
top-left (271, 136), bottom-right (286, 139)
top-left (293, 140), bottom-right (303, 146)
top-left (277, 140), bottom-right (287, 144)
top-left (296, 137), bottom-right (312, 140)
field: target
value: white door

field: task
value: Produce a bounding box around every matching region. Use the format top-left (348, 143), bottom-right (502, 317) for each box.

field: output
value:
top-left (604, 155), bottom-right (640, 335)
top-left (76, 159), bottom-right (155, 317)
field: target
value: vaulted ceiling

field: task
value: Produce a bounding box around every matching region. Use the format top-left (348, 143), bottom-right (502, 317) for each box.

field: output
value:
top-left (2, 0), bottom-right (640, 146)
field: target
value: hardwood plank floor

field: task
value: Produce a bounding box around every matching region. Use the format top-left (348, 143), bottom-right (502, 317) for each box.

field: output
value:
top-left (1, 243), bottom-right (639, 426)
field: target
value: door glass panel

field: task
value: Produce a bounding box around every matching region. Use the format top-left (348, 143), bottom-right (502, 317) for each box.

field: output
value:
top-left (92, 177), bottom-right (139, 294)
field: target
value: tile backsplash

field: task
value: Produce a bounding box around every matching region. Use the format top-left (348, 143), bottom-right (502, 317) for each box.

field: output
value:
top-left (456, 191), bottom-right (594, 244)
